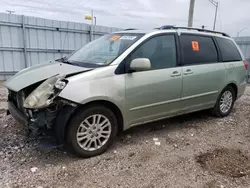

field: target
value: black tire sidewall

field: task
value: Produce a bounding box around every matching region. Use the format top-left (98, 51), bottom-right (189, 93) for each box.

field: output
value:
top-left (215, 86), bottom-right (235, 117)
top-left (65, 105), bottom-right (118, 158)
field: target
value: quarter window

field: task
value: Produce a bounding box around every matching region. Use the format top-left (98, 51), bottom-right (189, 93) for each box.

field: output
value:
top-left (216, 37), bottom-right (242, 62)
top-left (129, 35), bottom-right (177, 70)
top-left (180, 35), bottom-right (218, 65)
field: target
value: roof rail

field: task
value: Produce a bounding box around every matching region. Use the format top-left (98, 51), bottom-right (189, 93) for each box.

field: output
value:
top-left (159, 25), bottom-right (175, 30)
top-left (124, 28), bottom-right (137, 31)
top-left (158, 26), bottom-right (230, 37)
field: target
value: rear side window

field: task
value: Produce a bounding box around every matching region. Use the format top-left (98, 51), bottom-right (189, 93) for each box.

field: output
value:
top-left (216, 37), bottom-right (242, 62)
top-left (180, 35), bottom-right (218, 65)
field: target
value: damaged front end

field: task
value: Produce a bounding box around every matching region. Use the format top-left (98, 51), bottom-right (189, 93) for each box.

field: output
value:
top-left (7, 75), bottom-right (78, 144)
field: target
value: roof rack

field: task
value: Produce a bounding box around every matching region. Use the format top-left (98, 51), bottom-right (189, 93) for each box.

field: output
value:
top-left (158, 25), bottom-right (230, 37)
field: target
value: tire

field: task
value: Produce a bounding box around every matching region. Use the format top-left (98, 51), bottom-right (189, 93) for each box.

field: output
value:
top-left (65, 105), bottom-right (118, 158)
top-left (212, 85), bottom-right (236, 117)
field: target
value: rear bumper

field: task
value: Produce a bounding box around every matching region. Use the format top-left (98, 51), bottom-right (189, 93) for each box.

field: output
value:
top-left (8, 100), bottom-right (28, 125)
top-left (237, 82), bottom-right (247, 99)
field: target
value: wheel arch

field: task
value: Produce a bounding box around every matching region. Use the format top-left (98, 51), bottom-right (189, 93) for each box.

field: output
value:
top-left (212, 82), bottom-right (238, 117)
top-left (66, 100), bottom-right (124, 135)
top-left (226, 82), bottom-right (238, 100)
top-left (54, 100), bottom-right (124, 149)
top-left (81, 100), bottom-right (124, 133)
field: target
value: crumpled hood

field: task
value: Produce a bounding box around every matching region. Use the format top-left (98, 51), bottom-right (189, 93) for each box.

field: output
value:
top-left (4, 61), bottom-right (92, 92)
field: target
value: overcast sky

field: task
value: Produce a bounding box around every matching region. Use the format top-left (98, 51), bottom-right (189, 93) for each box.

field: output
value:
top-left (0, 0), bottom-right (249, 37)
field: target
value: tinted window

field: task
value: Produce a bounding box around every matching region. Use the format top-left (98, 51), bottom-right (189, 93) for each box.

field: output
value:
top-left (216, 37), bottom-right (242, 62)
top-left (180, 35), bottom-right (218, 65)
top-left (129, 35), bottom-right (177, 70)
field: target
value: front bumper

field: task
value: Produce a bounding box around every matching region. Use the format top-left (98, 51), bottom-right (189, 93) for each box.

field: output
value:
top-left (8, 100), bottom-right (28, 126)
top-left (7, 100), bottom-right (61, 148)
top-left (7, 101), bottom-right (61, 149)
top-left (8, 100), bottom-right (46, 134)
top-left (8, 97), bottom-right (77, 147)
top-left (7, 88), bottom-right (78, 148)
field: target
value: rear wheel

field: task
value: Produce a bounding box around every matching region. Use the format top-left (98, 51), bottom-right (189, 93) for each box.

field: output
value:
top-left (65, 105), bottom-right (118, 158)
top-left (212, 86), bottom-right (236, 117)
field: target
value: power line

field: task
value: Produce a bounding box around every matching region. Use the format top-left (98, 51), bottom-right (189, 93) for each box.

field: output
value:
top-left (208, 0), bottom-right (217, 6)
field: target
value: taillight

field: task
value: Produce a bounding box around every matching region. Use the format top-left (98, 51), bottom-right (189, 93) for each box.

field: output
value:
top-left (243, 60), bottom-right (248, 70)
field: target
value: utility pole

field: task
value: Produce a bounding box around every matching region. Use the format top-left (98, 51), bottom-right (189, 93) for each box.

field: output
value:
top-left (94, 16), bottom-right (96, 26)
top-left (6, 10), bottom-right (15, 14)
top-left (91, 9), bottom-right (94, 41)
top-left (188, 0), bottom-right (195, 27)
top-left (208, 0), bottom-right (218, 31)
top-left (213, 1), bottom-right (218, 31)
top-left (85, 9), bottom-right (96, 41)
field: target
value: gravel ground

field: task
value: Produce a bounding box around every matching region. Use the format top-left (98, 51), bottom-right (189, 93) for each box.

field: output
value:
top-left (1, 82), bottom-right (250, 188)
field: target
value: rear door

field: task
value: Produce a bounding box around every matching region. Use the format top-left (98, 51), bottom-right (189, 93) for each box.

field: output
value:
top-left (179, 34), bottom-right (226, 113)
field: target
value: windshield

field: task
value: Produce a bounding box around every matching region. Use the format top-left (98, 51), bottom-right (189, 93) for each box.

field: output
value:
top-left (65, 33), bottom-right (144, 67)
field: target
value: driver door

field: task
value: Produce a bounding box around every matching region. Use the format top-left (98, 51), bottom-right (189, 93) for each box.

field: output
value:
top-left (125, 34), bottom-right (183, 126)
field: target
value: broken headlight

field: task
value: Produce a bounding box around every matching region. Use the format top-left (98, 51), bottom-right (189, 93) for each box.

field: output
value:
top-left (23, 75), bottom-right (67, 109)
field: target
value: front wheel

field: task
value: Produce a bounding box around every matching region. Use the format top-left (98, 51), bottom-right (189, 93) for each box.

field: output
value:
top-left (65, 105), bottom-right (118, 158)
top-left (212, 86), bottom-right (236, 117)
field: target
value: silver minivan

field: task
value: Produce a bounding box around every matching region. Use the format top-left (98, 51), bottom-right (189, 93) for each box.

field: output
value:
top-left (4, 26), bottom-right (248, 157)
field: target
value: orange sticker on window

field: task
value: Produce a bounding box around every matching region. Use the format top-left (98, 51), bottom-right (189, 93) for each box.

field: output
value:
top-left (110, 35), bottom-right (120, 41)
top-left (192, 41), bottom-right (199, 51)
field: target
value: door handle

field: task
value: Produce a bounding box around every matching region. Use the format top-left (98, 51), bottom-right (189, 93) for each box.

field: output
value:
top-left (184, 69), bottom-right (193, 75)
top-left (170, 71), bottom-right (181, 77)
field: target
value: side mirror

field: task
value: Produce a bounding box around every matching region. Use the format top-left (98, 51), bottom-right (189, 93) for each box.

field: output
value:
top-left (130, 58), bottom-right (151, 72)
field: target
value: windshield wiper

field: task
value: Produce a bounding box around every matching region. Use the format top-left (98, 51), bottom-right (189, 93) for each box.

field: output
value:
top-left (63, 60), bottom-right (74, 65)
top-left (55, 56), bottom-right (67, 62)
top-left (58, 58), bottom-right (107, 68)
top-left (56, 57), bottom-right (76, 65)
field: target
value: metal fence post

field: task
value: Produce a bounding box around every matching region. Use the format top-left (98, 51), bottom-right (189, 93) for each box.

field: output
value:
top-left (22, 15), bottom-right (28, 68)
top-left (89, 26), bottom-right (92, 42)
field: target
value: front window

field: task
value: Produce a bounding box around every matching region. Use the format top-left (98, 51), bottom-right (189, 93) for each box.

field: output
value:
top-left (65, 33), bottom-right (144, 67)
top-left (129, 35), bottom-right (177, 70)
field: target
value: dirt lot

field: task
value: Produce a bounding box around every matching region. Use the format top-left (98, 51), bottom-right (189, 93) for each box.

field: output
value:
top-left (1, 83), bottom-right (250, 188)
